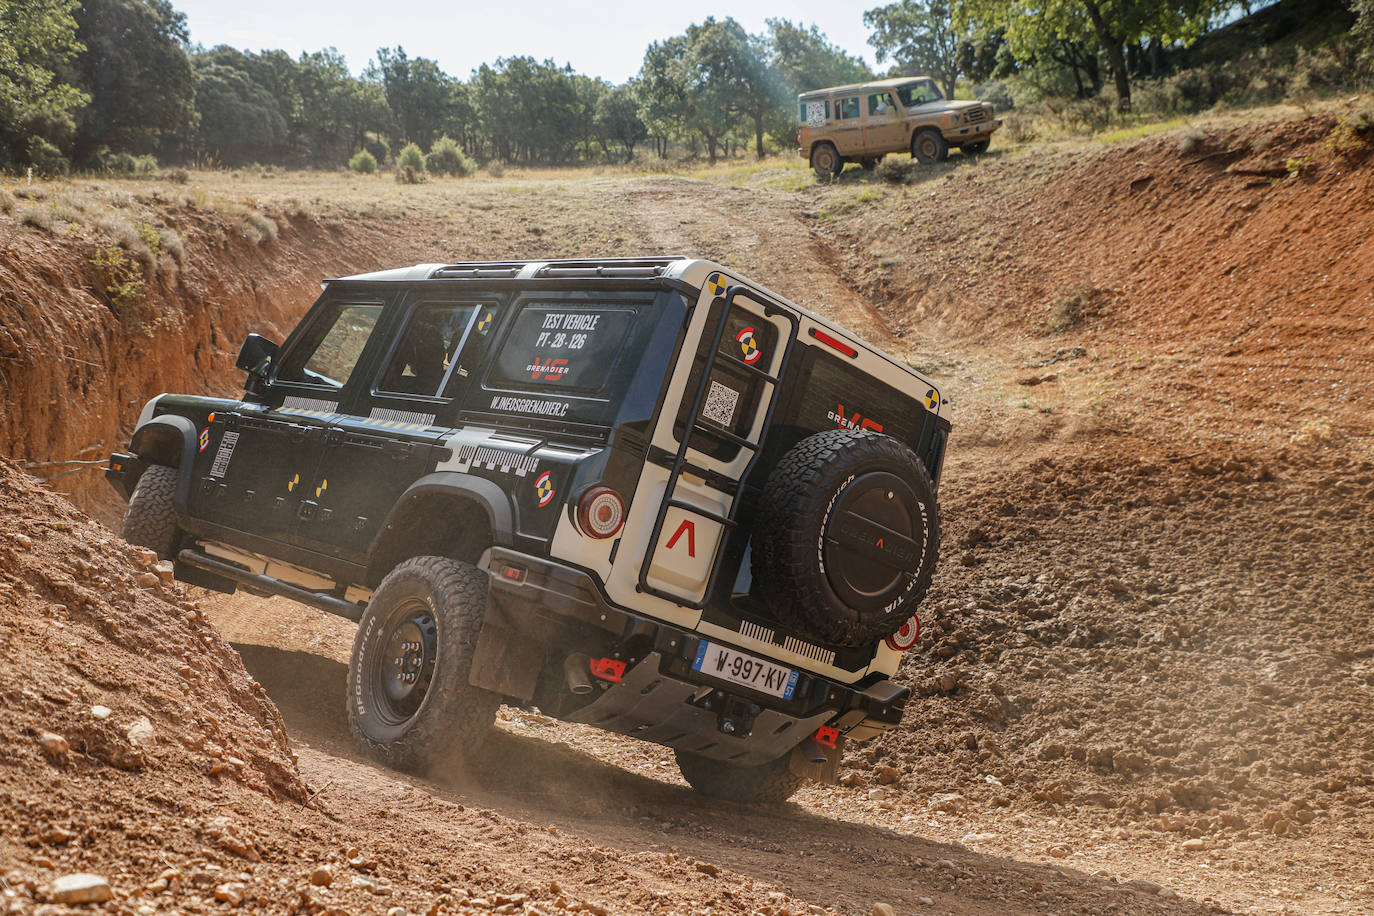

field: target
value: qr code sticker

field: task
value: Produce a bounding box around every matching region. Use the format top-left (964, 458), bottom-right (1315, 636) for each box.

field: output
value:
top-left (702, 380), bottom-right (739, 428)
top-left (806, 101), bottom-right (827, 127)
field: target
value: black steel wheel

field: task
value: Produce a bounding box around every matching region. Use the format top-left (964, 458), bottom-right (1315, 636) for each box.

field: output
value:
top-left (347, 556), bottom-right (499, 774)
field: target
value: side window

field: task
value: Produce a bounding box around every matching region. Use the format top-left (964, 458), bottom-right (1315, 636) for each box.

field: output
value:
top-left (800, 99), bottom-right (830, 126)
top-left (867, 92), bottom-right (895, 116)
top-left (835, 97), bottom-right (861, 120)
top-left (440, 304), bottom-right (502, 399)
top-left (376, 302), bottom-right (478, 397)
top-left (276, 301), bottom-right (383, 389)
top-left (488, 304), bottom-right (637, 394)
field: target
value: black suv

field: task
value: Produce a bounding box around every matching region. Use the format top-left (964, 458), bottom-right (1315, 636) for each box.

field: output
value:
top-left (108, 257), bottom-right (949, 802)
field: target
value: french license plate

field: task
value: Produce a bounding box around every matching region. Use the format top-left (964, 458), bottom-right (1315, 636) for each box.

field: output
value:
top-left (692, 641), bottom-right (798, 700)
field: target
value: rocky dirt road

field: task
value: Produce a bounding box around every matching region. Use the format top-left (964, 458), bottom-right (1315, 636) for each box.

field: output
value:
top-left (3, 111), bottom-right (1372, 914)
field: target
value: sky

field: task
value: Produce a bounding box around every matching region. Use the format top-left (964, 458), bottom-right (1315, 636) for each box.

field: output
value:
top-left (172, 0), bottom-right (883, 83)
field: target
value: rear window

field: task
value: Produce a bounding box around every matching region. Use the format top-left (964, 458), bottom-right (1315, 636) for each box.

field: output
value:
top-left (488, 304), bottom-right (637, 394)
top-left (800, 99), bottom-right (830, 125)
top-left (835, 97), bottom-right (861, 120)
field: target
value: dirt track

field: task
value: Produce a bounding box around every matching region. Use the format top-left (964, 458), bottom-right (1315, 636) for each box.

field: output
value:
top-left (3, 111), bottom-right (1373, 914)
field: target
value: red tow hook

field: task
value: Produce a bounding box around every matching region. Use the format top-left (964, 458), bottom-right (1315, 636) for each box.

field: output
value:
top-left (812, 725), bottom-right (839, 749)
top-left (589, 657), bottom-right (626, 683)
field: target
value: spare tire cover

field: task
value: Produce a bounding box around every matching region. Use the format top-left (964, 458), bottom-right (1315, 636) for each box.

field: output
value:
top-left (751, 429), bottom-right (940, 647)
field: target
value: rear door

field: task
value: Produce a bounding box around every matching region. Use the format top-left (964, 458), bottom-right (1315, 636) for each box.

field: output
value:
top-left (605, 276), bottom-right (794, 619)
top-left (189, 295), bottom-right (386, 546)
top-left (831, 95), bottom-right (864, 157)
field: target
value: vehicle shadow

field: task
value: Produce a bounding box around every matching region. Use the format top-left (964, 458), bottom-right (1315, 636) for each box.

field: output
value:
top-left (232, 640), bottom-right (1212, 916)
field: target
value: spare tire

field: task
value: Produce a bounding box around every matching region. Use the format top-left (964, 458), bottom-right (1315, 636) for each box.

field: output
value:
top-left (752, 429), bottom-right (939, 647)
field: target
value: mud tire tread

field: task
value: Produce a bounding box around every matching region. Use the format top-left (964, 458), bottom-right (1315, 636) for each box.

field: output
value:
top-left (119, 464), bottom-right (181, 559)
top-left (752, 429), bottom-right (940, 646)
top-left (347, 556), bottom-right (499, 774)
top-left (674, 750), bottom-right (806, 804)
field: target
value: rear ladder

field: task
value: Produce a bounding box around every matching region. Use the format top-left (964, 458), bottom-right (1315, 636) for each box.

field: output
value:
top-left (637, 285), bottom-right (799, 609)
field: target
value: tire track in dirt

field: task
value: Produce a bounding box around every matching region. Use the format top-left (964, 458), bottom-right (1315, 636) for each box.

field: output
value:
top-left (607, 177), bottom-right (900, 350)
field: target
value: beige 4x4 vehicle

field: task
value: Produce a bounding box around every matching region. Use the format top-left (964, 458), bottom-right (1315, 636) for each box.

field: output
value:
top-left (797, 76), bottom-right (1002, 178)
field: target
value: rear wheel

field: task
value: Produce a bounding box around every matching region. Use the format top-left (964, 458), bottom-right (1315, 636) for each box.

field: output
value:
top-left (119, 464), bottom-right (181, 559)
top-left (347, 556), bottom-right (499, 774)
top-left (912, 129), bottom-right (949, 164)
top-left (810, 142), bottom-right (841, 179)
top-left (675, 750), bottom-right (806, 804)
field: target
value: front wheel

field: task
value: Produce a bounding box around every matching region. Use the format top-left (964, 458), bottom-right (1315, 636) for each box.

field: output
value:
top-left (675, 750), bottom-right (806, 804)
top-left (911, 129), bottom-right (949, 164)
top-left (119, 464), bottom-right (182, 559)
top-left (347, 556), bottom-right (500, 774)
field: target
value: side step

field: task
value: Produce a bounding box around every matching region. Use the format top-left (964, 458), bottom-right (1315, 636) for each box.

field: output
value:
top-left (176, 549), bottom-right (364, 622)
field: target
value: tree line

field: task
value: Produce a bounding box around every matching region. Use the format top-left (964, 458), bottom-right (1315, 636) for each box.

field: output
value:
top-left (0, 0), bottom-right (1365, 174)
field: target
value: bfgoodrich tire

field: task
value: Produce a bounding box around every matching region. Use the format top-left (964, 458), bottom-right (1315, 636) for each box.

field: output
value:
top-left (347, 556), bottom-right (500, 774)
top-left (675, 750), bottom-right (806, 804)
top-left (752, 429), bottom-right (940, 647)
top-left (119, 464), bottom-right (181, 559)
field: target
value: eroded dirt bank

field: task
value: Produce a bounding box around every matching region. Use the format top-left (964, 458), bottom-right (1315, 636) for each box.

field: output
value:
top-left (2, 111), bottom-right (1373, 914)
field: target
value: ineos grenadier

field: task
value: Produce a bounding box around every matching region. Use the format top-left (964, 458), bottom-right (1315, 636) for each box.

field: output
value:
top-left (798, 76), bottom-right (1003, 179)
top-left (108, 257), bottom-right (949, 802)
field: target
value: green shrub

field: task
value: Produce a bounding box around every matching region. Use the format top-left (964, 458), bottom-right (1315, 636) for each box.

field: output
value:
top-left (874, 157), bottom-right (914, 184)
top-left (396, 142), bottom-right (425, 173)
top-left (348, 149), bottom-right (378, 174)
top-left (424, 136), bottom-right (476, 176)
top-left (101, 151), bottom-right (159, 175)
top-left (26, 137), bottom-right (69, 176)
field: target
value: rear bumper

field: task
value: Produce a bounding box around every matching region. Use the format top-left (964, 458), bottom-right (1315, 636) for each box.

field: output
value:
top-left (486, 547), bottom-right (909, 764)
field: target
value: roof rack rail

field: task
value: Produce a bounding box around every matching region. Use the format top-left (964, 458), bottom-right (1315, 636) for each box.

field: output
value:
top-left (533, 257), bottom-right (686, 279)
top-left (429, 261), bottom-right (528, 280)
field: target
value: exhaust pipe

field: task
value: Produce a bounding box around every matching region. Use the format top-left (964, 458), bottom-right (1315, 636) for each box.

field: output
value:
top-left (563, 653), bottom-right (594, 695)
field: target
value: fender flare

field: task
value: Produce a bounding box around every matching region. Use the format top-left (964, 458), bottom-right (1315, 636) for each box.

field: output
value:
top-left (367, 472), bottom-right (517, 579)
top-left (130, 415), bottom-right (198, 510)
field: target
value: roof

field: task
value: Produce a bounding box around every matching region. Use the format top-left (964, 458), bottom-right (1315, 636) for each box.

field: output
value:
top-left (798, 76), bottom-right (932, 100)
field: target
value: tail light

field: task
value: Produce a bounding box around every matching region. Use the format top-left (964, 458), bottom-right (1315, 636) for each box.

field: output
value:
top-left (577, 486), bottom-right (625, 539)
top-left (885, 616), bottom-right (921, 652)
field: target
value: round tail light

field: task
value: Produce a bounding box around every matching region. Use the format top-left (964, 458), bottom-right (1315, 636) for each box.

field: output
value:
top-left (577, 487), bottom-right (625, 539)
top-left (885, 616), bottom-right (921, 652)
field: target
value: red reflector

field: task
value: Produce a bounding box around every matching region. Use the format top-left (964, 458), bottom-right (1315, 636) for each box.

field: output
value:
top-left (589, 657), bottom-right (626, 682)
top-left (885, 615), bottom-right (921, 652)
top-left (813, 725), bottom-right (839, 749)
top-left (809, 327), bottom-right (858, 358)
top-left (501, 565), bottom-right (525, 582)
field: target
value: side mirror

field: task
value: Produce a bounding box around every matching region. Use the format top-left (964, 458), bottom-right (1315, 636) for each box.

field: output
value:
top-left (236, 333), bottom-right (279, 377)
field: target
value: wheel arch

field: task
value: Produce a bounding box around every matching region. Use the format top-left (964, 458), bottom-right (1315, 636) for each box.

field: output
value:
top-left (366, 473), bottom-right (515, 587)
top-left (129, 415), bottom-right (197, 508)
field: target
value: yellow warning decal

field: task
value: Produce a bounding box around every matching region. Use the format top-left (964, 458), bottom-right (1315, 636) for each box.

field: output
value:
top-left (706, 272), bottom-right (728, 297)
top-left (287, 473), bottom-right (300, 493)
top-left (315, 478), bottom-right (328, 498)
top-left (924, 388), bottom-right (940, 410)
